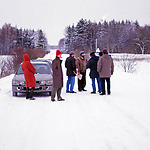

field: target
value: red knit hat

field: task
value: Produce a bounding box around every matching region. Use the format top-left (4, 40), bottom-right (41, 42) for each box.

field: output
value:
top-left (56, 50), bottom-right (62, 56)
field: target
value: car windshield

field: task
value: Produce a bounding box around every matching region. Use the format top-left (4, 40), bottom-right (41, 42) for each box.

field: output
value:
top-left (17, 64), bottom-right (51, 74)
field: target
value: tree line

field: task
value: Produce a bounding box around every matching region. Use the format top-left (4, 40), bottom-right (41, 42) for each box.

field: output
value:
top-left (0, 23), bottom-right (50, 75)
top-left (0, 23), bottom-right (49, 55)
top-left (64, 19), bottom-right (150, 54)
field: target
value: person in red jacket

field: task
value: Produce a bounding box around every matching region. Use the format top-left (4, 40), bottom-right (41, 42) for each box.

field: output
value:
top-left (22, 54), bottom-right (36, 100)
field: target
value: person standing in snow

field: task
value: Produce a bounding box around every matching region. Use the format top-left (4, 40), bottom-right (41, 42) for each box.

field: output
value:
top-left (99, 51), bottom-right (103, 58)
top-left (76, 51), bottom-right (87, 92)
top-left (51, 50), bottom-right (64, 102)
top-left (97, 49), bottom-right (114, 95)
top-left (86, 52), bottom-right (102, 94)
top-left (65, 51), bottom-right (77, 93)
top-left (22, 54), bottom-right (36, 100)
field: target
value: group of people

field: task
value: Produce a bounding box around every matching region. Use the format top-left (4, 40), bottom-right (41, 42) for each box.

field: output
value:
top-left (22, 49), bottom-right (114, 101)
top-left (51, 49), bottom-right (114, 102)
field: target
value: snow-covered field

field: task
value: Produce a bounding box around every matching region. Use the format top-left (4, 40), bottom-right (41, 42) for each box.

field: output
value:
top-left (0, 51), bottom-right (150, 150)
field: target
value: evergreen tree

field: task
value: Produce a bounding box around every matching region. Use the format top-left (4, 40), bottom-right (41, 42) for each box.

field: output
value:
top-left (0, 23), bottom-right (49, 55)
top-left (75, 19), bottom-right (89, 50)
top-left (16, 28), bottom-right (23, 47)
top-left (65, 26), bottom-right (72, 52)
top-left (36, 30), bottom-right (48, 50)
top-left (0, 24), bottom-right (17, 54)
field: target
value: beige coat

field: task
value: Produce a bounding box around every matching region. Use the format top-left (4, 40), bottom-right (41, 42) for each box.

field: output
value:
top-left (76, 56), bottom-right (87, 73)
top-left (97, 54), bottom-right (114, 78)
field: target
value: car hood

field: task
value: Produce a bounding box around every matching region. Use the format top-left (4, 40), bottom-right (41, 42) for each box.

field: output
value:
top-left (12, 74), bottom-right (52, 81)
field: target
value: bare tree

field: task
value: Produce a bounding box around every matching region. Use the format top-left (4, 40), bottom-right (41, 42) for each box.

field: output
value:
top-left (134, 38), bottom-right (150, 54)
top-left (0, 57), bottom-right (14, 78)
top-left (120, 54), bottom-right (137, 73)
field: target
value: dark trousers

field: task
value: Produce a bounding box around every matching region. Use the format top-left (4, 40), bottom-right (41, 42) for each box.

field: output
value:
top-left (26, 87), bottom-right (34, 98)
top-left (100, 78), bottom-right (110, 94)
top-left (78, 72), bottom-right (86, 90)
top-left (51, 87), bottom-right (62, 100)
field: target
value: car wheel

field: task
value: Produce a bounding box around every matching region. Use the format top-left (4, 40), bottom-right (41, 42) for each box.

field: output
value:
top-left (13, 92), bottom-right (18, 96)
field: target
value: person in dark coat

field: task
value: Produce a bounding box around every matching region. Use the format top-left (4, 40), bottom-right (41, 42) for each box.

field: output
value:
top-left (22, 54), bottom-right (36, 100)
top-left (51, 50), bottom-right (64, 102)
top-left (65, 51), bottom-right (76, 93)
top-left (86, 52), bottom-right (102, 94)
top-left (97, 49), bottom-right (114, 95)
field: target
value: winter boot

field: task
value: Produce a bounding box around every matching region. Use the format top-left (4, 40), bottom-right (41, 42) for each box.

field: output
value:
top-left (51, 99), bottom-right (56, 102)
top-left (58, 98), bottom-right (65, 101)
top-left (26, 93), bottom-right (30, 99)
top-left (28, 93), bottom-right (35, 100)
top-left (29, 97), bottom-right (36, 100)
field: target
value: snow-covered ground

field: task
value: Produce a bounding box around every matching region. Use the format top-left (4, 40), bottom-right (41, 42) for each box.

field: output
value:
top-left (0, 51), bottom-right (150, 150)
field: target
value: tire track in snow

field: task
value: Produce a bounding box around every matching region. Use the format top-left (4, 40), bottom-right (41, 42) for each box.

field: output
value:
top-left (80, 96), bottom-right (127, 150)
top-left (104, 98), bottom-right (150, 137)
top-left (77, 94), bottom-right (150, 150)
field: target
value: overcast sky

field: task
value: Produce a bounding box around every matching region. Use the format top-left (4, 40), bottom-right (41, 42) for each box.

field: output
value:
top-left (0, 0), bottom-right (150, 45)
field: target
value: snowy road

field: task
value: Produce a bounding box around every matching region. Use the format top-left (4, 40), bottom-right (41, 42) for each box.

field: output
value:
top-left (0, 53), bottom-right (150, 150)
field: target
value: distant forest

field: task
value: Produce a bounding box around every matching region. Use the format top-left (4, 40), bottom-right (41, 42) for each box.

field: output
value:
top-left (0, 23), bottom-right (48, 55)
top-left (64, 19), bottom-right (150, 54)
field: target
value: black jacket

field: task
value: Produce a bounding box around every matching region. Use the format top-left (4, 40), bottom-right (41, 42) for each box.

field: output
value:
top-left (86, 55), bottom-right (100, 78)
top-left (65, 56), bottom-right (76, 76)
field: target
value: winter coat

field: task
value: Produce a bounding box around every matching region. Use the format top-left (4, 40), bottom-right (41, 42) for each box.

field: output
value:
top-left (22, 54), bottom-right (36, 87)
top-left (76, 56), bottom-right (87, 73)
top-left (97, 54), bottom-right (114, 78)
top-left (65, 56), bottom-right (76, 76)
top-left (52, 57), bottom-right (63, 88)
top-left (86, 55), bottom-right (100, 78)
